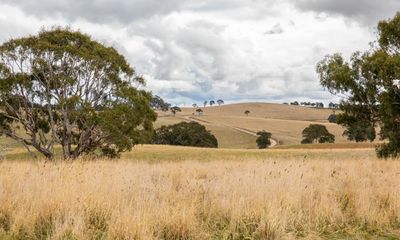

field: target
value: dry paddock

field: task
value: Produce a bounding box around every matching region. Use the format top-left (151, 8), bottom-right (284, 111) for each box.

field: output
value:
top-left (0, 147), bottom-right (400, 239)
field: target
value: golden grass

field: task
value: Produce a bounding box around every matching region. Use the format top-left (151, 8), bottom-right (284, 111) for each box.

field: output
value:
top-left (180, 103), bottom-right (334, 121)
top-left (1, 146), bottom-right (400, 239)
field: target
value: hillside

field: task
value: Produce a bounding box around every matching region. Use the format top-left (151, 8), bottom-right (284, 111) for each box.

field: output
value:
top-left (180, 102), bottom-right (334, 121)
top-left (156, 102), bottom-right (356, 148)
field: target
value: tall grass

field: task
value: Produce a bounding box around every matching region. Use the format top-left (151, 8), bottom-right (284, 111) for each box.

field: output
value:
top-left (0, 151), bottom-right (400, 239)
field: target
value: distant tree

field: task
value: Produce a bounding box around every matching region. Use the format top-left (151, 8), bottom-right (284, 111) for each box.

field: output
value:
top-left (203, 101), bottom-right (208, 108)
top-left (316, 102), bottom-right (324, 108)
top-left (154, 122), bottom-right (218, 148)
top-left (328, 114), bottom-right (337, 123)
top-left (283, 102), bottom-right (288, 105)
top-left (196, 108), bottom-right (203, 115)
top-left (290, 101), bottom-right (299, 106)
top-left (209, 100), bottom-right (215, 106)
top-left (151, 95), bottom-right (171, 111)
top-left (328, 102), bottom-right (339, 109)
top-left (170, 106), bottom-right (181, 116)
top-left (0, 28), bottom-right (156, 160)
top-left (217, 99), bottom-right (224, 106)
top-left (256, 131), bottom-right (272, 149)
top-left (192, 103), bottom-right (198, 108)
top-left (244, 110), bottom-right (250, 116)
top-left (301, 124), bottom-right (335, 144)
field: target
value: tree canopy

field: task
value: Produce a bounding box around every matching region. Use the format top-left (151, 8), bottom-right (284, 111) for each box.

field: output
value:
top-left (151, 95), bottom-right (170, 111)
top-left (301, 124), bottom-right (335, 144)
top-left (154, 122), bottom-right (218, 148)
top-left (256, 131), bottom-right (272, 149)
top-left (0, 28), bottom-right (156, 160)
top-left (317, 13), bottom-right (400, 157)
top-left (170, 106), bottom-right (181, 116)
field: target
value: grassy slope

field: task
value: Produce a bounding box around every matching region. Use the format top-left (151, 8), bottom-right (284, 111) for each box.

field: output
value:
top-left (174, 102), bottom-right (351, 146)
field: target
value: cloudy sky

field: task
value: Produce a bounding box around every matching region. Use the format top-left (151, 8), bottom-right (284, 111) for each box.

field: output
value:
top-left (0, 0), bottom-right (399, 106)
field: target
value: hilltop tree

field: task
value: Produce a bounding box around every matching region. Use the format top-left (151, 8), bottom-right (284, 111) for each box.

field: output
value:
top-left (209, 100), bottom-right (215, 106)
top-left (170, 106), bottom-right (181, 116)
top-left (196, 108), bottom-right (203, 115)
top-left (0, 28), bottom-right (156, 160)
top-left (151, 95), bottom-right (170, 111)
top-left (192, 103), bottom-right (198, 108)
top-left (256, 131), bottom-right (272, 149)
top-left (317, 13), bottom-right (400, 157)
top-left (154, 122), bottom-right (218, 148)
top-left (244, 110), bottom-right (250, 116)
top-left (217, 99), bottom-right (224, 106)
top-left (301, 124), bottom-right (335, 144)
top-left (203, 101), bottom-right (208, 108)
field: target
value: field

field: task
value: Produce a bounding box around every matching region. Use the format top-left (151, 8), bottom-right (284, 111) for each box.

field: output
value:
top-left (0, 103), bottom-right (397, 239)
top-left (1, 146), bottom-right (400, 239)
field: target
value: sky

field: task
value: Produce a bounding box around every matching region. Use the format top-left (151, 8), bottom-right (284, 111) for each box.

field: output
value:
top-left (0, 0), bottom-right (399, 106)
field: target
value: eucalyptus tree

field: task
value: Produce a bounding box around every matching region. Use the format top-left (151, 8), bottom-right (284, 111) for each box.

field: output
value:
top-left (317, 13), bottom-right (400, 157)
top-left (0, 28), bottom-right (156, 160)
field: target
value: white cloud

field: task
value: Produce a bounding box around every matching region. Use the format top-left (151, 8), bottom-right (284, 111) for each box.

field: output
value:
top-left (0, 0), bottom-right (396, 106)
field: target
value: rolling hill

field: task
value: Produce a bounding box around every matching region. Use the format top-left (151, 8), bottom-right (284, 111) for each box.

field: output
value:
top-left (156, 102), bottom-right (357, 148)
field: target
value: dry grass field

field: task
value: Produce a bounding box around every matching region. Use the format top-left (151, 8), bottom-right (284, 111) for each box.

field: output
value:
top-left (1, 145), bottom-right (399, 239)
top-left (0, 103), bottom-right (393, 239)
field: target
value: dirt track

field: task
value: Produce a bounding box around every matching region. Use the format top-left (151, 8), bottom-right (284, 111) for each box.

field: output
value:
top-left (183, 116), bottom-right (278, 148)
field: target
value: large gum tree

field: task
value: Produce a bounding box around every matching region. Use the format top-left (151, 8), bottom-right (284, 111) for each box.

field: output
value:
top-left (317, 13), bottom-right (400, 158)
top-left (0, 28), bottom-right (156, 160)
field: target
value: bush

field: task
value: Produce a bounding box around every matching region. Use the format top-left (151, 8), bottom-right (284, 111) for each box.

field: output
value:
top-left (256, 131), bottom-right (272, 149)
top-left (154, 122), bottom-right (218, 148)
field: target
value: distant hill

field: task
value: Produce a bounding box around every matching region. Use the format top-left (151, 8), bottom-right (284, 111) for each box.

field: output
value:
top-left (155, 102), bottom-right (351, 148)
top-left (180, 102), bottom-right (334, 121)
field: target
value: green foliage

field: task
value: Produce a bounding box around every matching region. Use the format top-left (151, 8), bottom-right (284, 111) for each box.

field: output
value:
top-left (0, 27), bottom-right (156, 159)
top-left (154, 122), bottom-right (218, 148)
top-left (151, 95), bottom-right (170, 111)
top-left (301, 124), bottom-right (335, 144)
top-left (256, 131), bottom-right (272, 149)
top-left (317, 13), bottom-right (400, 157)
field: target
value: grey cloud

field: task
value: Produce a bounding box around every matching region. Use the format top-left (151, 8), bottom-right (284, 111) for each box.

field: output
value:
top-left (265, 23), bottom-right (284, 35)
top-left (0, 0), bottom-right (185, 23)
top-left (1, 0), bottom-right (274, 24)
top-left (294, 0), bottom-right (400, 26)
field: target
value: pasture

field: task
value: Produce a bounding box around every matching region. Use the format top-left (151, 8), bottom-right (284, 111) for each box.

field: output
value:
top-left (1, 145), bottom-right (400, 239)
